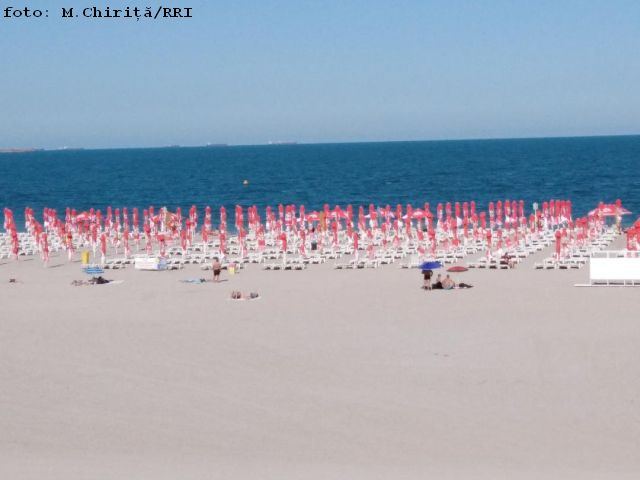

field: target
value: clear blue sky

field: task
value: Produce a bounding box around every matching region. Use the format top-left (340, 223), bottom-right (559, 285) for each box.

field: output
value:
top-left (1, 0), bottom-right (639, 148)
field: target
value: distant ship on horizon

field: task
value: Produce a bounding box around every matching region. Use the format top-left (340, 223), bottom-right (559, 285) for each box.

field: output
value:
top-left (267, 140), bottom-right (298, 145)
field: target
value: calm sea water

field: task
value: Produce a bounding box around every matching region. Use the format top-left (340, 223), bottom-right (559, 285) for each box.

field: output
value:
top-left (1, 136), bottom-right (638, 228)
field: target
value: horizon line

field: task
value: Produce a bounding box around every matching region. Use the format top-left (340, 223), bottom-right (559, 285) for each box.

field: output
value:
top-left (2, 132), bottom-right (639, 153)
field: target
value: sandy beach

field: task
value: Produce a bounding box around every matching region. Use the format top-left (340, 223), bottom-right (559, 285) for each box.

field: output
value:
top-left (4, 0), bottom-right (639, 476)
top-left (1, 238), bottom-right (639, 480)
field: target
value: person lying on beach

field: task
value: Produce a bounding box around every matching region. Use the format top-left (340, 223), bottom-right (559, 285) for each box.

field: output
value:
top-left (440, 274), bottom-right (474, 289)
top-left (71, 276), bottom-right (112, 286)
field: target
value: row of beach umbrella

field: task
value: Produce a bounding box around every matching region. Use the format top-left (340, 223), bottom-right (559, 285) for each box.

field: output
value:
top-left (2, 199), bottom-right (635, 265)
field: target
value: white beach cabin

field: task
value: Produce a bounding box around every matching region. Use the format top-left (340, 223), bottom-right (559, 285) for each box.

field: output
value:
top-left (587, 251), bottom-right (640, 286)
top-left (134, 256), bottom-right (168, 271)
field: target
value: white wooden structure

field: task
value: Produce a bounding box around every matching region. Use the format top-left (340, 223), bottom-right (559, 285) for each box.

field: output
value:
top-left (134, 256), bottom-right (168, 271)
top-left (589, 251), bottom-right (640, 286)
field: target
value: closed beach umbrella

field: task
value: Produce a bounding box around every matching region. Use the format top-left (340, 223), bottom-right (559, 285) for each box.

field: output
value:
top-left (555, 230), bottom-right (562, 259)
top-left (180, 229), bottom-right (187, 254)
top-left (106, 206), bottom-right (113, 232)
top-left (451, 218), bottom-right (459, 248)
top-left (488, 202), bottom-right (495, 228)
top-left (41, 232), bottom-right (49, 265)
top-left (219, 232), bottom-right (226, 255)
top-left (100, 233), bottom-right (107, 264)
top-left (123, 227), bottom-right (130, 257)
top-left (66, 231), bottom-right (74, 261)
top-left (299, 229), bottom-right (307, 256)
top-left (202, 222), bottom-right (209, 244)
top-left (429, 229), bottom-right (436, 256)
top-left (504, 200), bottom-right (511, 229)
top-left (11, 230), bottom-right (19, 259)
top-left (144, 223), bottom-right (152, 254)
top-left (424, 210), bottom-right (433, 234)
top-left (158, 234), bottom-right (167, 257)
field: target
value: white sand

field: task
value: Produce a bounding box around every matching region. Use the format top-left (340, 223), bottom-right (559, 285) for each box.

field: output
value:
top-left (1, 245), bottom-right (639, 479)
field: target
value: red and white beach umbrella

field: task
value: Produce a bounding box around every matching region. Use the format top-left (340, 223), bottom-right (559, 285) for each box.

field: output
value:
top-left (180, 229), bottom-right (187, 254)
top-left (123, 227), bottom-right (131, 258)
top-left (353, 233), bottom-right (359, 259)
top-left (41, 232), bottom-right (49, 265)
top-left (158, 234), bottom-right (167, 257)
top-left (588, 204), bottom-right (632, 216)
top-left (100, 233), bottom-right (107, 264)
top-left (219, 232), bottom-right (226, 255)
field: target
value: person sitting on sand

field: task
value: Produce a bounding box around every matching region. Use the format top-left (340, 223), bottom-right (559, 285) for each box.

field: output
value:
top-left (442, 274), bottom-right (455, 290)
top-left (432, 274), bottom-right (443, 289)
top-left (443, 274), bottom-right (474, 289)
top-left (212, 257), bottom-right (222, 282)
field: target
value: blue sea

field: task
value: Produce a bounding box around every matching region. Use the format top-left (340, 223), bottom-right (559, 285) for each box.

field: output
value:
top-left (1, 136), bottom-right (638, 228)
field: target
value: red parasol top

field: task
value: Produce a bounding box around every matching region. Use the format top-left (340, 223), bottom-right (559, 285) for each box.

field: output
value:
top-left (588, 204), bottom-right (631, 216)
